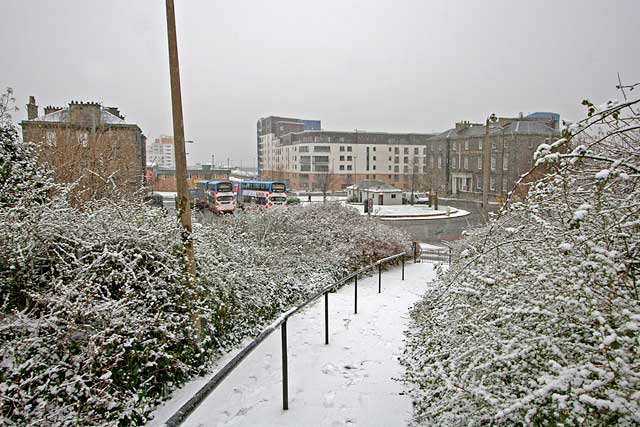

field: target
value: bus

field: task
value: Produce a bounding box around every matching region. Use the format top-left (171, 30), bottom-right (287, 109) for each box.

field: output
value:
top-left (193, 181), bottom-right (209, 209)
top-left (237, 181), bottom-right (287, 208)
top-left (205, 180), bottom-right (236, 214)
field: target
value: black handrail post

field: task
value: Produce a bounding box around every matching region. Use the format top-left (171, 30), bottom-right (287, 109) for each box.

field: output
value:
top-left (354, 275), bottom-right (358, 314)
top-left (378, 264), bottom-right (382, 293)
top-left (324, 292), bottom-right (329, 345)
top-left (413, 242), bottom-right (417, 263)
top-left (402, 256), bottom-right (405, 281)
top-left (281, 319), bottom-right (288, 410)
top-left (449, 247), bottom-right (452, 265)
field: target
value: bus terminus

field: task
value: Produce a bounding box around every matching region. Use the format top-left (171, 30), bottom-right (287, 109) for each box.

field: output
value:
top-left (205, 180), bottom-right (236, 213)
top-left (237, 181), bottom-right (287, 208)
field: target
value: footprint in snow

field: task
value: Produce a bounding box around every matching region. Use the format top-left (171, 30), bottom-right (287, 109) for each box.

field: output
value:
top-left (323, 391), bottom-right (336, 408)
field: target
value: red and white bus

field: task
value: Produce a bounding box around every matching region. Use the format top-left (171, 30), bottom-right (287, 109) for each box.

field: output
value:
top-left (236, 181), bottom-right (287, 208)
top-left (205, 180), bottom-right (236, 213)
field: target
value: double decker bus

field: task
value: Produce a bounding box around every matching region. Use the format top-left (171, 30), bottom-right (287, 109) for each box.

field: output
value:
top-left (237, 181), bottom-right (287, 208)
top-left (205, 180), bottom-right (236, 213)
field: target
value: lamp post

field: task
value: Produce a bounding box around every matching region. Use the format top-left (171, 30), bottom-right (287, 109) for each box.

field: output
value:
top-left (482, 113), bottom-right (498, 223)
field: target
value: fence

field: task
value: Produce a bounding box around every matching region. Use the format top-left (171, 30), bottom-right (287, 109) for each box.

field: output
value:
top-left (412, 241), bottom-right (451, 264)
top-left (166, 251), bottom-right (408, 426)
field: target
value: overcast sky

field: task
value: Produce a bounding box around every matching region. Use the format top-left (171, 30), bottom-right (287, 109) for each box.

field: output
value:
top-left (1, 0), bottom-right (638, 167)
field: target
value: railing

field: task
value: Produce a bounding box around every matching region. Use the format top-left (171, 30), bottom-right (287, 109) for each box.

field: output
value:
top-left (165, 251), bottom-right (407, 426)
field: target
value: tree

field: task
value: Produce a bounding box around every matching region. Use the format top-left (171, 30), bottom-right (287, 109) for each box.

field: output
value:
top-left (315, 165), bottom-right (338, 203)
top-left (401, 84), bottom-right (640, 426)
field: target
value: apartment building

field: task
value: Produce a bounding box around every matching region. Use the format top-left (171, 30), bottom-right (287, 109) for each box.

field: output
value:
top-left (146, 135), bottom-right (175, 169)
top-left (20, 97), bottom-right (146, 202)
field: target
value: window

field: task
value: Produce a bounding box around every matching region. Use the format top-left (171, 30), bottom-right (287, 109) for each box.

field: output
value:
top-left (347, 146), bottom-right (352, 152)
top-left (391, 194), bottom-right (397, 199)
top-left (430, 157), bottom-right (434, 168)
top-left (394, 147), bottom-right (399, 154)
top-left (300, 165), bottom-right (311, 171)
top-left (502, 179), bottom-right (509, 192)
top-left (476, 175), bottom-right (482, 190)
top-left (464, 157), bottom-right (469, 169)
top-left (438, 155), bottom-right (442, 169)
top-left (347, 156), bottom-right (353, 161)
top-left (403, 165), bottom-right (409, 174)
top-left (314, 146), bottom-right (330, 152)
top-left (478, 139), bottom-right (482, 150)
top-left (423, 147), bottom-right (427, 154)
top-left (389, 147), bottom-right (392, 152)
top-left (403, 147), bottom-right (408, 154)
top-left (300, 156), bottom-right (311, 163)
top-left (347, 165), bottom-right (352, 171)
top-left (299, 146), bottom-right (309, 153)
top-left (373, 156), bottom-right (376, 161)
top-left (490, 176), bottom-right (495, 191)
top-left (452, 157), bottom-right (457, 168)
top-left (414, 147), bottom-right (419, 155)
top-left (404, 157), bottom-right (409, 163)
top-left (503, 153), bottom-right (509, 171)
top-left (313, 156), bottom-right (329, 163)
top-left (340, 146), bottom-right (345, 152)
top-left (388, 165), bottom-right (391, 171)
top-left (465, 140), bottom-right (469, 150)
top-left (388, 156), bottom-right (392, 161)
top-left (394, 165), bottom-right (399, 173)
top-left (77, 131), bottom-right (88, 147)
top-left (373, 165), bottom-right (376, 170)
top-left (46, 131), bottom-right (56, 144)
top-left (491, 155), bottom-right (496, 171)
top-left (394, 156), bottom-right (399, 164)
top-left (478, 156), bottom-right (482, 170)
top-left (340, 156), bottom-right (345, 161)
top-left (373, 147), bottom-right (376, 151)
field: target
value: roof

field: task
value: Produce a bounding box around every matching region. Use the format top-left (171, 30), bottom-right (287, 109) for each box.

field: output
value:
top-left (27, 107), bottom-right (127, 125)
top-left (428, 120), bottom-right (558, 141)
top-left (348, 180), bottom-right (402, 192)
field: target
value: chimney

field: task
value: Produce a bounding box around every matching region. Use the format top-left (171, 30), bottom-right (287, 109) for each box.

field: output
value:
top-left (27, 96), bottom-right (38, 120)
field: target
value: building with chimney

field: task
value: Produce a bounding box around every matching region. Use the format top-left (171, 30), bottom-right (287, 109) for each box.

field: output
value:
top-left (257, 113), bottom-right (560, 201)
top-left (20, 97), bottom-right (147, 202)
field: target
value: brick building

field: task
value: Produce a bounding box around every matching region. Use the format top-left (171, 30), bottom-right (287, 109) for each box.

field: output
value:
top-left (20, 97), bottom-right (146, 202)
top-left (148, 164), bottom-right (232, 192)
top-left (258, 113), bottom-right (559, 201)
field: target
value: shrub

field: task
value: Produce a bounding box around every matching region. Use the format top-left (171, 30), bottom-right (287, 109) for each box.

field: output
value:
top-left (400, 96), bottom-right (640, 425)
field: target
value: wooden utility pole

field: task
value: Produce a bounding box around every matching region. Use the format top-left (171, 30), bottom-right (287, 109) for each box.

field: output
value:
top-left (166, 0), bottom-right (196, 276)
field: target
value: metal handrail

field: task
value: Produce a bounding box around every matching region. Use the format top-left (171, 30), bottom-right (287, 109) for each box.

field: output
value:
top-left (165, 251), bottom-right (407, 427)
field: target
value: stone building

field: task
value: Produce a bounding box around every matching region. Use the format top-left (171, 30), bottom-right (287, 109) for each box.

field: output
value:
top-left (20, 97), bottom-right (146, 202)
top-left (258, 113), bottom-right (559, 201)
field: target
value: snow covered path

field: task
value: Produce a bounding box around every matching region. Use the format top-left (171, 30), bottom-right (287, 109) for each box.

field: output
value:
top-left (151, 262), bottom-right (437, 427)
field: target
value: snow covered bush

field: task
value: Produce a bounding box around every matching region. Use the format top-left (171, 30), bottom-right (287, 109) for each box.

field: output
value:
top-left (0, 116), bottom-right (409, 425)
top-left (401, 94), bottom-right (640, 425)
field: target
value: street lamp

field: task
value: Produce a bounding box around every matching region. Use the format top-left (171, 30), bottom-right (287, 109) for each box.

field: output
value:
top-left (482, 113), bottom-right (498, 223)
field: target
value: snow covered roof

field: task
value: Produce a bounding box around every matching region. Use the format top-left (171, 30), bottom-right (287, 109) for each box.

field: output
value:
top-left (348, 180), bottom-right (402, 192)
top-left (28, 107), bottom-right (127, 125)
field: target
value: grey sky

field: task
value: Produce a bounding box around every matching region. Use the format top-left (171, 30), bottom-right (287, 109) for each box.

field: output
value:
top-left (2, 0), bottom-right (638, 167)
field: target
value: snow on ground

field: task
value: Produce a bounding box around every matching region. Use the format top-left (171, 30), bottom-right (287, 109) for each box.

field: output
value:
top-left (348, 203), bottom-right (471, 221)
top-left (149, 262), bottom-right (437, 427)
